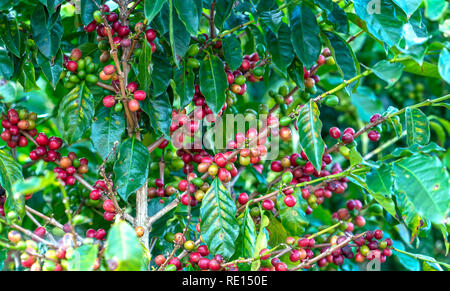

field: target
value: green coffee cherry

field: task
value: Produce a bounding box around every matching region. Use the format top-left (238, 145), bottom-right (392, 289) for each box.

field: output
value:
top-left (324, 95), bottom-right (339, 107)
top-left (235, 75), bottom-right (246, 86)
top-left (279, 116), bottom-right (292, 127)
top-left (187, 44), bottom-right (200, 57)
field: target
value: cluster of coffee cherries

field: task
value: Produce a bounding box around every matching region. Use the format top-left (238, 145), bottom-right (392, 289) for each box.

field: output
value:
top-left (332, 199), bottom-right (367, 231)
top-left (155, 237), bottom-right (224, 271)
top-left (1, 108), bottom-right (37, 148)
top-left (353, 229), bottom-right (393, 263)
top-left (178, 175), bottom-right (210, 207)
top-left (102, 78), bottom-right (146, 112)
top-left (230, 129), bottom-right (268, 166)
top-left (269, 149), bottom-right (343, 213)
top-left (227, 52), bottom-right (264, 96)
top-left (7, 227), bottom-right (103, 271)
top-left (85, 228), bottom-right (107, 240)
top-left (88, 180), bottom-right (119, 222)
top-left (303, 48), bottom-right (335, 94)
top-left (147, 178), bottom-right (177, 200)
top-left (53, 152), bottom-right (89, 186)
top-left (329, 113), bottom-right (382, 145)
top-left (62, 48), bottom-right (100, 90)
top-left (2, 112), bottom-right (90, 188)
top-left (85, 5), bottom-right (136, 59)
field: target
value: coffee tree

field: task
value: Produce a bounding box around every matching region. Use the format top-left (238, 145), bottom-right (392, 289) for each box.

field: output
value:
top-left (0, 0), bottom-right (448, 271)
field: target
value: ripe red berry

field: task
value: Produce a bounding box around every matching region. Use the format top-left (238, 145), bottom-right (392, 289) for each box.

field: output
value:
top-left (262, 199), bottom-right (274, 210)
top-left (341, 133), bottom-right (354, 144)
top-left (103, 211), bottom-right (116, 221)
top-left (197, 245), bottom-right (209, 257)
top-left (66, 61), bottom-right (78, 72)
top-left (198, 258), bottom-right (210, 270)
top-left (209, 259), bottom-right (221, 271)
top-left (103, 95), bottom-right (116, 108)
top-left (238, 193), bottom-right (249, 205)
top-left (368, 130), bottom-right (380, 142)
top-left (146, 29), bottom-right (157, 42)
top-left (354, 215), bottom-right (366, 227)
top-left (86, 229), bottom-right (96, 238)
top-left (133, 90), bottom-right (146, 101)
top-left (90, 189), bottom-right (102, 200)
top-left (329, 127), bottom-right (341, 139)
top-left (103, 199), bottom-right (115, 213)
top-left (370, 113), bottom-right (381, 123)
top-left (48, 137), bottom-right (63, 150)
top-left (155, 255), bottom-right (166, 266)
top-left (374, 229), bottom-right (383, 240)
top-left (284, 195), bottom-right (296, 207)
top-left (343, 127), bottom-right (355, 136)
top-left (317, 54), bottom-right (326, 65)
top-left (127, 99), bottom-right (140, 112)
top-left (214, 153), bottom-right (227, 168)
top-left (95, 229), bottom-right (106, 240)
top-left (126, 82), bottom-right (138, 93)
top-left (35, 133), bottom-right (48, 146)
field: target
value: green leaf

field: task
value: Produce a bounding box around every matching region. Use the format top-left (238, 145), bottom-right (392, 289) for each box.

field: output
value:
top-left (259, 9), bottom-right (283, 34)
top-left (393, 241), bottom-right (421, 271)
top-left (18, 60), bottom-right (39, 92)
top-left (199, 54), bottom-right (228, 114)
top-left (392, 0), bottom-right (422, 17)
top-left (234, 205), bottom-right (257, 259)
top-left (400, 59), bottom-right (440, 79)
top-left (31, 4), bottom-right (63, 59)
top-left (405, 107), bottom-right (430, 146)
top-left (266, 212), bottom-right (288, 247)
top-left (381, 142), bottom-right (445, 161)
top-left (174, 0), bottom-right (199, 35)
top-left (141, 92), bottom-right (172, 138)
top-left (438, 48), bottom-right (450, 84)
top-left (353, 0), bottom-right (405, 47)
top-left (222, 36), bottom-right (242, 72)
top-left (349, 147), bottom-right (363, 166)
top-left (113, 137), bottom-right (150, 201)
top-left (251, 214), bottom-right (269, 271)
top-left (393, 154), bottom-right (449, 224)
top-left (56, 84), bottom-right (95, 144)
top-left (0, 149), bottom-right (24, 224)
top-left (0, 81), bottom-right (23, 103)
top-left (0, 13), bottom-right (21, 57)
top-left (200, 178), bottom-right (239, 260)
top-left (323, 30), bottom-right (359, 94)
top-left (36, 49), bottom-right (63, 89)
top-left (80, 0), bottom-right (100, 25)
top-left (266, 23), bottom-right (294, 78)
top-left (365, 164), bottom-right (397, 217)
top-left (91, 106), bottom-right (125, 161)
top-left (13, 171), bottom-right (56, 197)
top-left (287, 62), bottom-right (305, 90)
top-left (145, 0), bottom-right (167, 23)
top-left (297, 100), bottom-right (325, 173)
top-left (277, 189), bottom-right (309, 236)
top-left (326, 3), bottom-right (349, 34)
top-left (151, 51), bottom-right (172, 96)
top-left (371, 60), bottom-right (404, 88)
top-left (0, 48), bottom-right (13, 80)
top-left (290, 5), bottom-right (321, 68)
top-left (174, 65), bottom-right (194, 110)
top-left (424, 0), bottom-right (448, 21)
top-left (351, 86), bottom-right (384, 122)
top-left (169, 0), bottom-right (191, 67)
top-left (137, 40), bottom-right (152, 94)
top-left (105, 220), bottom-right (145, 271)
top-left (67, 244), bottom-right (98, 271)
top-left (214, 0), bottom-right (234, 30)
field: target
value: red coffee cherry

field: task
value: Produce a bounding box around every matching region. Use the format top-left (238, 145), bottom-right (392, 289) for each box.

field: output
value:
top-left (103, 95), bottom-right (116, 108)
top-left (329, 127), bottom-right (341, 139)
top-left (262, 199), bottom-right (274, 210)
top-left (103, 199), bottom-right (115, 213)
top-left (368, 130), bottom-right (380, 142)
top-left (128, 99), bottom-right (140, 112)
top-left (133, 90), bottom-right (146, 101)
top-left (238, 193), bottom-right (249, 205)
